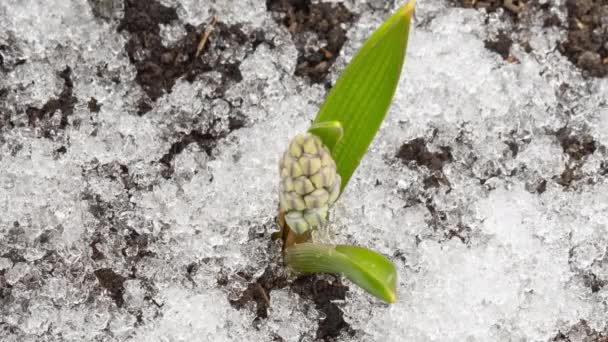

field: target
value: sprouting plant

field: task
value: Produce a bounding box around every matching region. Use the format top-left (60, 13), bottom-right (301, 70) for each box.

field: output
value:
top-left (275, 1), bottom-right (415, 303)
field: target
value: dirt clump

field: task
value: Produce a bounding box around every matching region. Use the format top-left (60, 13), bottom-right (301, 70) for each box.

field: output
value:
top-left (229, 266), bottom-right (353, 341)
top-left (560, 0), bottom-right (608, 77)
top-left (551, 320), bottom-right (608, 341)
top-left (267, 0), bottom-right (356, 84)
top-left (94, 268), bottom-right (127, 307)
top-left (484, 30), bottom-right (514, 60)
top-left (25, 66), bottom-right (78, 137)
top-left (118, 0), bottom-right (255, 113)
top-left (397, 137), bottom-right (453, 188)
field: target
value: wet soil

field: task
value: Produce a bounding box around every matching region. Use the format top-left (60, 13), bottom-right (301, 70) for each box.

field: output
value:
top-left (106, 0), bottom-right (251, 177)
top-left (157, 115), bottom-right (245, 178)
top-left (454, 0), bottom-right (608, 77)
top-left (87, 97), bottom-right (102, 113)
top-left (81, 161), bottom-right (162, 318)
top-left (484, 30), bottom-right (514, 61)
top-left (447, 0), bottom-right (607, 191)
top-left (229, 265), bottom-right (352, 341)
top-left (267, 0), bottom-right (356, 84)
top-left (455, 0), bottom-right (523, 15)
top-left (94, 268), bottom-right (127, 307)
top-left (228, 250), bottom-right (353, 341)
top-left (117, 0), bottom-right (258, 114)
top-left (560, 0), bottom-right (608, 77)
top-left (291, 275), bottom-right (354, 341)
top-left (396, 137), bottom-right (453, 188)
top-left (551, 320), bottom-right (608, 341)
top-left (25, 67), bottom-right (77, 137)
top-left (551, 126), bottom-right (598, 187)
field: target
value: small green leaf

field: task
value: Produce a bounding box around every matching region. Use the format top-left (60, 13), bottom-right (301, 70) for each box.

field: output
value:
top-left (313, 1), bottom-right (415, 191)
top-left (285, 243), bottom-right (398, 303)
top-left (308, 121), bottom-right (344, 152)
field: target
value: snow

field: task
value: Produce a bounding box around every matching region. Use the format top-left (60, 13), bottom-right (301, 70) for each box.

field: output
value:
top-left (1, 0), bottom-right (608, 341)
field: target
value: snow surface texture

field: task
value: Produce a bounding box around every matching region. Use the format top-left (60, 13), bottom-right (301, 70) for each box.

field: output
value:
top-left (1, 0), bottom-right (608, 341)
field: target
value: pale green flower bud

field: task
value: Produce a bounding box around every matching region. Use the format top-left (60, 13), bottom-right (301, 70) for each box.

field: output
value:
top-left (279, 134), bottom-right (341, 234)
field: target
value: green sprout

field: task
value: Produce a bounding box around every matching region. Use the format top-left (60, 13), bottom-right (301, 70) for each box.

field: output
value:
top-left (277, 1), bottom-right (415, 303)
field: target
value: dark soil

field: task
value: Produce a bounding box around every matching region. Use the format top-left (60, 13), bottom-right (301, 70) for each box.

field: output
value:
top-left (452, 0), bottom-right (524, 17)
top-left (0, 34), bottom-right (27, 73)
top-left (229, 265), bottom-right (290, 320)
top-left (291, 275), bottom-right (354, 341)
top-left (157, 115), bottom-right (245, 179)
top-left (551, 320), bottom-right (608, 341)
top-left (112, 0), bottom-right (253, 177)
top-left (81, 162), bottom-right (162, 318)
top-left (0, 88), bottom-right (10, 131)
top-left (444, 222), bottom-right (473, 244)
top-left (551, 126), bottom-right (598, 187)
top-left (543, 13), bottom-right (562, 27)
top-left (267, 0), bottom-right (356, 84)
top-left (555, 126), bottom-right (597, 161)
top-left (117, 0), bottom-right (257, 113)
top-left (87, 0), bottom-right (123, 22)
top-left (53, 145), bottom-right (68, 159)
top-left (25, 66), bottom-right (77, 137)
top-left (424, 199), bottom-right (473, 244)
top-left (94, 268), bottom-right (127, 307)
top-left (0, 270), bottom-right (11, 301)
top-left (484, 31), bottom-right (514, 60)
top-left (556, 164), bottom-right (580, 187)
top-left (158, 130), bottom-right (217, 171)
top-left (581, 271), bottom-right (607, 293)
top-left (229, 265), bottom-right (353, 341)
top-left (535, 178), bottom-right (548, 193)
top-left (450, 0), bottom-right (539, 62)
top-left (87, 97), bottom-right (102, 113)
top-left (455, 0), bottom-right (608, 77)
top-left (396, 137), bottom-right (453, 188)
top-left (559, 0), bottom-right (608, 77)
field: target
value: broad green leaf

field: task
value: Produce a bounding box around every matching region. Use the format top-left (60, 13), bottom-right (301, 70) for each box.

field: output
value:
top-left (285, 243), bottom-right (397, 303)
top-left (308, 121), bottom-right (344, 152)
top-left (313, 1), bottom-right (415, 191)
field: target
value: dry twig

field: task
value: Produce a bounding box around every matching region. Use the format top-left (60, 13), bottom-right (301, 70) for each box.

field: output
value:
top-left (195, 16), bottom-right (218, 58)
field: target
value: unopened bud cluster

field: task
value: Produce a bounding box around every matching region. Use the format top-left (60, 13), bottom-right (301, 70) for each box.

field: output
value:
top-left (279, 134), bottom-right (341, 234)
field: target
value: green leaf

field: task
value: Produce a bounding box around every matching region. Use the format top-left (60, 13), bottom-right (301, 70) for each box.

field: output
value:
top-left (285, 243), bottom-right (398, 303)
top-left (308, 121), bottom-right (344, 152)
top-left (313, 1), bottom-right (415, 191)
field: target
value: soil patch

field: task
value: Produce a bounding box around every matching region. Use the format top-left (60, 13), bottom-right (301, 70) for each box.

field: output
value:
top-left (82, 164), bottom-right (160, 317)
top-left (88, 97), bottom-right (102, 113)
top-left (551, 320), bottom-right (608, 341)
top-left (157, 115), bottom-right (245, 178)
top-left (229, 265), bottom-right (290, 320)
top-left (559, 0), bottom-right (608, 77)
top-left (555, 126), bottom-right (597, 161)
top-left (396, 137), bottom-right (453, 188)
top-left (94, 268), bottom-right (127, 307)
top-left (581, 271), bottom-right (607, 293)
top-left (0, 35), bottom-right (27, 73)
top-left (229, 265), bottom-right (353, 341)
top-left (552, 126), bottom-right (598, 187)
top-left (267, 0), bottom-right (356, 84)
top-left (25, 66), bottom-right (77, 137)
top-left (451, 0), bottom-right (524, 17)
top-left (87, 0), bottom-right (123, 22)
top-left (291, 275), bottom-right (354, 341)
top-left (0, 88), bottom-right (11, 131)
top-left (454, 0), bottom-right (608, 77)
top-left (117, 0), bottom-right (257, 113)
top-left (484, 30), bottom-right (514, 60)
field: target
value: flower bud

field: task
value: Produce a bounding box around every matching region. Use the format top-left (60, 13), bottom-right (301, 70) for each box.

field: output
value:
top-left (279, 134), bottom-right (341, 234)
